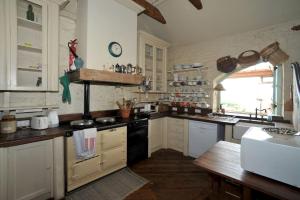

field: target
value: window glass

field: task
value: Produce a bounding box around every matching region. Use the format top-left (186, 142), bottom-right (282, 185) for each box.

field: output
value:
top-left (220, 62), bottom-right (277, 115)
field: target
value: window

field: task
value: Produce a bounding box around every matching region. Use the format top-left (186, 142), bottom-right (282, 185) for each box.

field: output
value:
top-left (219, 62), bottom-right (282, 115)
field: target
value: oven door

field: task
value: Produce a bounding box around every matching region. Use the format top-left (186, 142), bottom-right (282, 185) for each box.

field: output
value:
top-left (127, 123), bottom-right (148, 165)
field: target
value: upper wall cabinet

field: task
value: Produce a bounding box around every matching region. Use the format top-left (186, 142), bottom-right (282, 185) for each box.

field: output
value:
top-left (0, 0), bottom-right (59, 91)
top-left (138, 31), bottom-right (169, 92)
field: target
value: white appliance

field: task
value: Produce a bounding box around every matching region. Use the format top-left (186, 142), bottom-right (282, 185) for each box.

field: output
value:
top-left (241, 127), bottom-right (300, 188)
top-left (188, 120), bottom-right (224, 158)
top-left (47, 110), bottom-right (59, 128)
top-left (31, 116), bottom-right (48, 130)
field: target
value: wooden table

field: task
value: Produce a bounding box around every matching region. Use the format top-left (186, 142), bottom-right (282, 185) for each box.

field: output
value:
top-left (194, 141), bottom-right (300, 200)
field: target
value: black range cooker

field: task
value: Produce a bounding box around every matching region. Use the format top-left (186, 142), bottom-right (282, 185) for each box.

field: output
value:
top-left (126, 117), bottom-right (148, 165)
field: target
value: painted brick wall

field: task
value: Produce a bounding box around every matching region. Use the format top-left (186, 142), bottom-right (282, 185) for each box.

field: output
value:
top-left (168, 18), bottom-right (300, 126)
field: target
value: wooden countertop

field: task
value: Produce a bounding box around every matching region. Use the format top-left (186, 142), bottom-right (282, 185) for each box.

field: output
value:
top-left (194, 141), bottom-right (300, 200)
top-left (149, 112), bottom-right (240, 125)
top-left (0, 126), bottom-right (67, 147)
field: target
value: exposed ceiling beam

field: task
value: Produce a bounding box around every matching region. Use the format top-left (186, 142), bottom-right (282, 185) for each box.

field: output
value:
top-left (132, 0), bottom-right (166, 24)
top-left (189, 0), bottom-right (203, 10)
top-left (229, 70), bottom-right (273, 78)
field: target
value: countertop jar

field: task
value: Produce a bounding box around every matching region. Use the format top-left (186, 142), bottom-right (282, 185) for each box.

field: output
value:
top-left (0, 115), bottom-right (17, 134)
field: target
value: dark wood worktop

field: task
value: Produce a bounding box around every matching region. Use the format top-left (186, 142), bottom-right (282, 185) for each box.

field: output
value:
top-left (150, 112), bottom-right (240, 125)
top-left (194, 141), bottom-right (300, 200)
top-left (0, 111), bottom-right (239, 148)
top-left (0, 126), bottom-right (68, 147)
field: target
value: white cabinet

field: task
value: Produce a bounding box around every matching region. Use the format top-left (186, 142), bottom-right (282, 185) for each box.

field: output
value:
top-left (138, 31), bottom-right (169, 92)
top-left (149, 118), bottom-right (164, 154)
top-left (0, 137), bottom-right (64, 200)
top-left (188, 121), bottom-right (224, 158)
top-left (1, 0), bottom-right (59, 91)
top-left (166, 117), bottom-right (189, 155)
top-left (8, 140), bottom-right (53, 200)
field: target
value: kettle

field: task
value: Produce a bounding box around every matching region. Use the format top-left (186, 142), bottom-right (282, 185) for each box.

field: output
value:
top-left (47, 110), bottom-right (59, 128)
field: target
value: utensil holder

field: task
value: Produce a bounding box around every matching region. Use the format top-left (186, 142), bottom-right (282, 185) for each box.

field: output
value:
top-left (120, 109), bottom-right (131, 118)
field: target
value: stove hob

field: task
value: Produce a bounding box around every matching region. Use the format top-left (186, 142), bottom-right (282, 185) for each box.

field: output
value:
top-left (262, 127), bottom-right (299, 136)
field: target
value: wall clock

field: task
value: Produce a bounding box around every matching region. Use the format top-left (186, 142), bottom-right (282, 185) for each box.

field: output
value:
top-left (108, 41), bottom-right (122, 57)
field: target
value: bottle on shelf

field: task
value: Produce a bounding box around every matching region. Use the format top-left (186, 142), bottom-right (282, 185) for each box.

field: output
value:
top-left (26, 4), bottom-right (34, 21)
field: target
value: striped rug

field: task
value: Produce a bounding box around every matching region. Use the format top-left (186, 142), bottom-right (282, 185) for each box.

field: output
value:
top-left (66, 168), bottom-right (149, 200)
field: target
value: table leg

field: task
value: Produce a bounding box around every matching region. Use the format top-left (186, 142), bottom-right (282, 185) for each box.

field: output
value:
top-left (242, 186), bottom-right (252, 200)
top-left (209, 174), bottom-right (221, 200)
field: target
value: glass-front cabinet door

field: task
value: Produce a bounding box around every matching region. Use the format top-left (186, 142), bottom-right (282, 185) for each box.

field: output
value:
top-left (155, 47), bottom-right (165, 92)
top-left (145, 43), bottom-right (154, 87)
top-left (9, 0), bottom-right (48, 90)
top-left (138, 31), bottom-right (169, 92)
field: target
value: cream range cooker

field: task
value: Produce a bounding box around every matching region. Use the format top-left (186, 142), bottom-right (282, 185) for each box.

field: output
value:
top-left (64, 119), bottom-right (127, 192)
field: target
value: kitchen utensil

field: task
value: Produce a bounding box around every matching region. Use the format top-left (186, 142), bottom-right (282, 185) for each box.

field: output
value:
top-left (120, 108), bottom-right (131, 118)
top-left (0, 115), bottom-right (17, 134)
top-left (238, 50), bottom-right (260, 67)
top-left (260, 42), bottom-right (289, 66)
top-left (127, 63), bottom-right (133, 74)
top-left (47, 110), bottom-right (59, 128)
top-left (31, 115), bottom-right (48, 130)
top-left (68, 41), bottom-right (84, 69)
top-left (70, 119), bottom-right (94, 129)
top-left (217, 56), bottom-right (238, 73)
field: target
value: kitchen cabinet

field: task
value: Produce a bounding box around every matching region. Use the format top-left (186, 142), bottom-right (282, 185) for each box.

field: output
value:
top-left (0, 138), bottom-right (66, 200)
top-left (138, 31), bottom-right (169, 92)
top-left (166, 117), bottom-right (189, 155)
top-left (0, 0), bottom-right (59, 91)
top-left (66, 126), bottom-right (127, 192)
top-left (149, 118), bottom-right (164, 154)
top-left (188, 120), bottom-right (224, 158)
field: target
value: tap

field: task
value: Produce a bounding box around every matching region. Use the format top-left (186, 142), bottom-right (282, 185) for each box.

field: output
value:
top-left (255, 108), bottom-right (267, 119)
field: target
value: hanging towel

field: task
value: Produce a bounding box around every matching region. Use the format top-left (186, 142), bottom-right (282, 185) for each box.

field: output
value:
top-left (59, 74), bottom-right (71, 104)
top-left (73, 128), bottom-right (97, 159)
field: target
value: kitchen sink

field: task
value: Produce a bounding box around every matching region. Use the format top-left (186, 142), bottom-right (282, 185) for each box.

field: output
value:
top-left (233, 121), bottom-right (274, 140)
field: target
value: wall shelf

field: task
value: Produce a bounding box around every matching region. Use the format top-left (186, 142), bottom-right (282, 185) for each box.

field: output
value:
top-left (17, 17), bottom-right (42, 31)
top-left (168, 66), bottom-right (208, 73)
top-left (17, 44), bottom-right (42, 53)
top-left (68, 69), bottom-right (144, 85)
top-left (17, 67), bottom-right (42, 72)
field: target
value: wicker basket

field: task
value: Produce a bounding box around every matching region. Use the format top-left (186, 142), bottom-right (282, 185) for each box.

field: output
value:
top-left (260, 42), bottom-right (289, 66)
top-left (238, 50), bottom-right (260, 67)
top-left (217, 56), bottom-right (238, 73)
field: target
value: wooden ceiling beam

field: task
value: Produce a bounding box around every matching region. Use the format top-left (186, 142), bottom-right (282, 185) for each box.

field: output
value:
top-left (189, 0), bottom-right (203, 10)
top-left (132, 0), bottom-right (166, 24)
top-left (229, 70), bottom-right (273, 78)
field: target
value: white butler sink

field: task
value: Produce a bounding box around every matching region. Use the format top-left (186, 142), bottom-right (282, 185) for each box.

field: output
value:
top-left (241, 127), bottom-right (300, 188)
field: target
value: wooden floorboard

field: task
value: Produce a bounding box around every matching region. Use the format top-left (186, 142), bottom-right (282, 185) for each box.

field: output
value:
top-left (126, 149), bottom-right (210, 200)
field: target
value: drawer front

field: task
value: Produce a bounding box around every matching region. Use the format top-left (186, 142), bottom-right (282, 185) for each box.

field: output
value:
top-left (101, 147), bottom-right (125, 171)
top-left (72, 156), bottom-right (101, 180)
top-left (101, 128), bottom-right (125, 151)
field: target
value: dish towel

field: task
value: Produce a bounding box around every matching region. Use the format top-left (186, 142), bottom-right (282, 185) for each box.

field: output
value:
top-left (73, 128), bottom-right (97, 159)
top-left (59, 73), bottom-right (71, 104)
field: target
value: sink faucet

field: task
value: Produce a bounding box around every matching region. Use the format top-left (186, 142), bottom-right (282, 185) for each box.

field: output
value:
top-left (255, 108), bottom-right (267, 119)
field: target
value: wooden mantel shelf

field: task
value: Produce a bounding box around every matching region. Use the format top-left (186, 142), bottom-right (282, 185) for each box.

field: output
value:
top-left (67, 69), bottom-right (144, 85)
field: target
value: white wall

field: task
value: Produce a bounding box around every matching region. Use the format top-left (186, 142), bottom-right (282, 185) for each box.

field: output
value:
top-left (77, 0), bottom-right (138, 69)
top-left (168, 19), bottom-right (300, 123)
